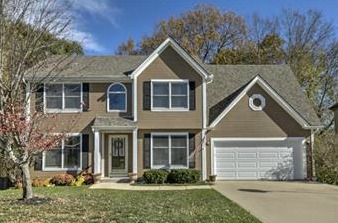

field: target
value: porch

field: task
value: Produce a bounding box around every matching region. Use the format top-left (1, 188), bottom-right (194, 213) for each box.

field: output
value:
top-left (92, 116), bottom-right (137, 179)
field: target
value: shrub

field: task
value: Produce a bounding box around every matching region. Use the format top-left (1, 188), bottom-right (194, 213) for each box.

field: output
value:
top-left (143, 170), bottom-right (168, 184)
top-left (167, 169), bottom-right (201, 184)
top-left (71, 175), bottom-right (86, 186)
top-left (32, 178), bottom-right (52, 187)
top-left (314, 133), bottom-right (338, 185)
top-left (50, 174), bottom-right (74, 186)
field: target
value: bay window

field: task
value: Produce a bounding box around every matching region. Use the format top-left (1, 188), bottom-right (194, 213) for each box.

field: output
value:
top-left (45, 83), bottom-right (82, 112)
top-left (151, 133), bottom-right (188, 168)
top-left (151, 80), bottom-right (188, 110)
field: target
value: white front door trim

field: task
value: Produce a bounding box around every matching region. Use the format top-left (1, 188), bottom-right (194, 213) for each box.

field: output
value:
top-left (108, 135), bottom-right (129, 176)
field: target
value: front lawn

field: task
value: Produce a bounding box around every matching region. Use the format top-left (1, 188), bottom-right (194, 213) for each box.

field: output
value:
top-left (0, 187), bottom-right (260, 223)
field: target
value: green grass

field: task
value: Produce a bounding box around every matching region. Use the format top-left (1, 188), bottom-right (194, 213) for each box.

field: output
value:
top-left (0, 186), bottom-right (261, 223)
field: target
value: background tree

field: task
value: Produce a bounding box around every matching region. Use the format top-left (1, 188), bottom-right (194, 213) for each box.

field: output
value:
top-left (116, 4), bottom-right (247, 62)
top-left (0, 0), bottom-right (81, 200)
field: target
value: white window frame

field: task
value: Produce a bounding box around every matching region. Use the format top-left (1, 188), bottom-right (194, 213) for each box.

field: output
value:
top-left (249, 94), bottom-right (266, 111)
top-left (151, 79), bottom-right (189, 111)
top-left (150, 132), bottom-right (189, 169)
top-left (107, 83), bottom-right (127, 112)
top-left (44, 83), bottom-right (83, 113)
top-left (42, 133), bottom-right (82, 171)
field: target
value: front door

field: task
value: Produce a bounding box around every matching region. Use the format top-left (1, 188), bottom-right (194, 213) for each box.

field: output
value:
top-left (109, 135), bottom-right (128, 176)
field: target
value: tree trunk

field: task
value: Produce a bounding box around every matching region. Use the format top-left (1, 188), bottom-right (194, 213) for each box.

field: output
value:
top-left (20, 162), bottom-right (33, 200)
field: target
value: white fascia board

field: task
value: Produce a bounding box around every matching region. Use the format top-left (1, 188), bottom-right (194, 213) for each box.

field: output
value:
top-left (130, 37), bottom-right (211, 81)
top-left (209, 76), bottom-right (312, 129)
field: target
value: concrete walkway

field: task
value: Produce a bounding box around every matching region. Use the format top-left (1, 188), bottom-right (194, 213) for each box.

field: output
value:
top-left (90, 182), bottom-right (212, 190)
top-left (214, 181), bottom-right (338, 223)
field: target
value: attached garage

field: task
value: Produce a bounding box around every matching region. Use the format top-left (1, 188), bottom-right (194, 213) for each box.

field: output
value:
top-left (211, 138), bottom-right (306, 180)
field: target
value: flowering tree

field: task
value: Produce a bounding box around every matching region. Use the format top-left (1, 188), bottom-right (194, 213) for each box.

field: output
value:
top-left (0, 0), bottom-right (80, 200)
top-left (0, 102), bottom-right (66, 199)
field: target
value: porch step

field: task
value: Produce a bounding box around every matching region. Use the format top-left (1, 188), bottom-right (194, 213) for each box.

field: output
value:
top-left (101, 177), bottom-right (130, 183)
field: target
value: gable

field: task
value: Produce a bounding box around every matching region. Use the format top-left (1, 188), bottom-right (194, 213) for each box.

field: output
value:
top-left (140, 46), bottom-right (203, 82)
top-left (209, 75), bottom-right (316, 129)
top-left (206, 65), bottom-right (322, 127)
top-left (210, 84), bottom-right (310, 137)
top-left (130, 37), bottom-right (211, 81)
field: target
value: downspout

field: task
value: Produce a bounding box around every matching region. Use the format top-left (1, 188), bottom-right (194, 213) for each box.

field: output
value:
top-left (310, 128), bottom-right (320, 180)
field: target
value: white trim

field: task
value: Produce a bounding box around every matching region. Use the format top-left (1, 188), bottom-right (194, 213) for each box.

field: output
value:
top-left (210, 137), bottom-right (305, 141)
top-left (93, 130), bottom-right (101, 174)
top-left (42, 133), bottom-right (82, 171)
top-left (130, 37), bottom-right (211, 81)
top-left (133, 129), bottom-right (138, 174)
top-left (150, 132), bottom-right (189, 169)
top-left (249, 94), bottom-right (266, 111)
top-left (133, 77), bottom-right (137, 121)
top-left (310, 129), bottom-right (316, 178)
top-left (201, 129), bottom-right (207, 181)
top-left (202, 80), bottom-right (207, 129)
top-left (101, 133), bottom-right (105, 178)
top-left (209, 76), bottom-right (312, 129)
top-left (150, 79), bottom-right (189, 111)
top-left (44, 83), bottom-right (83, 113)
top-left (91, 126), bottom-right (136, 131)
top-left (107, 82), bottom-right (127, 112)
top-left (108, 135), bottom-right (129, 175)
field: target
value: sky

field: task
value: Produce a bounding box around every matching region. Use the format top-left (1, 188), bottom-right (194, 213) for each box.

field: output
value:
top-left (67, 0), bottom-right (338, 55)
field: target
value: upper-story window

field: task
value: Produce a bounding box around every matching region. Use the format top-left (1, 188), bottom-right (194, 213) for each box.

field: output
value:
top-left (108, 83), bottom-right (127, 112)
top-left (45, 83), bottom-right (82, 112)
top-left (151, 80), bottom-right (189, 111)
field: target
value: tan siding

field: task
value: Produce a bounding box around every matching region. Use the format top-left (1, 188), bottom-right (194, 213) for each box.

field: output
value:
top-left (210, 84), bottom-right (310, 138)
top-left (30, 82), bottom-right (131, 178)
top-left (137, 130), bottom-right (202, 177)
top-left (30, 82), bottom-right (133, 133)
top-left (137, 46), bottom-right (203, 129)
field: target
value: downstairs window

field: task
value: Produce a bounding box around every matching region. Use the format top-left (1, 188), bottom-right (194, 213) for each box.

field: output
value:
top-left (43, 134), bottom-right (82, 170)
top-left (151, 133), bottom-right (188, 168)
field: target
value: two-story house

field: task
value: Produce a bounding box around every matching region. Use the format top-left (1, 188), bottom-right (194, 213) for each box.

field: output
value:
top-left (27, 38), bottom-right (322, 181)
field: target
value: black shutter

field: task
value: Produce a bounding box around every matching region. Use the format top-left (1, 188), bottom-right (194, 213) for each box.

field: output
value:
top-left (35, 84), bottom-right (44, 112)
top-left (143, 134), bottom-right (151, 169)
top-left (189, 133), bottom-right (195, 168)
top-left (82, 83), bottom-right (89, 112)
top-left (34, 153), bottom-right (43, 171)
top-left (189, 81), bottom-right (196, 111)
top-left (143, 81), bottom-right (151, 110)
top-left (82, 134), bottom-right (89, 170)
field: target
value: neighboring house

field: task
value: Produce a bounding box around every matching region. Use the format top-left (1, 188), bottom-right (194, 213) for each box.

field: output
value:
top-left (26, 38), bottom-right (322, 181)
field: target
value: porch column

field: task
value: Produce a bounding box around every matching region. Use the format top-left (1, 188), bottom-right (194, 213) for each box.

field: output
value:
top-left (133, 129), bottom-right (138, 174)
top-left (201, 129), bottom-right (207, 181)
top-left (94, 130), bottom-right (101, 174)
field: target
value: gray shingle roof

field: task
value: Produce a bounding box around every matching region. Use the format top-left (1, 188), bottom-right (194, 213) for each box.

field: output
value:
top-left (26, 55), bottom-right (321, 127)
top-left (205, 65), bottom-right (322, 127)
top-left (93, 116), bottom-right (136, 128)
top-left (26, 55), bottom-right (147, 82)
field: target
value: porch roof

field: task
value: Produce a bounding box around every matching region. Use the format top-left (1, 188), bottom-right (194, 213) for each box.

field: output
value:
top-left (92, 116), bottom-right (137, 130)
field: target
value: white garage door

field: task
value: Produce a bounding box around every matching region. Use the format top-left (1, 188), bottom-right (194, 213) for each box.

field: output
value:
top-left (212, 139), bottom-right (305, 180)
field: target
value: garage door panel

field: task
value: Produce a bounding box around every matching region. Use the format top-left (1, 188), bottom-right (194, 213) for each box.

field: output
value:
top-left (237, 172), bottom-right (258, 178)
top-left (237, 152), bottom-right (257, 159)
top-left (259, 162), bottom-right (278, 168)
top-left (216, 152), bottom-right (235, 159)
top-left (216, 162), bottom-right (235, 168)
top-left (237, 162), bottom-right (257, 168)
top-left (259, 152), bottom-right (278, 159)
top-left (213, 139), bottom-right (303, 180)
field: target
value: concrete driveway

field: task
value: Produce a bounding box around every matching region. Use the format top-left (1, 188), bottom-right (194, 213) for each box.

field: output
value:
top-left (214, 181), bottom-right (338, 223)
